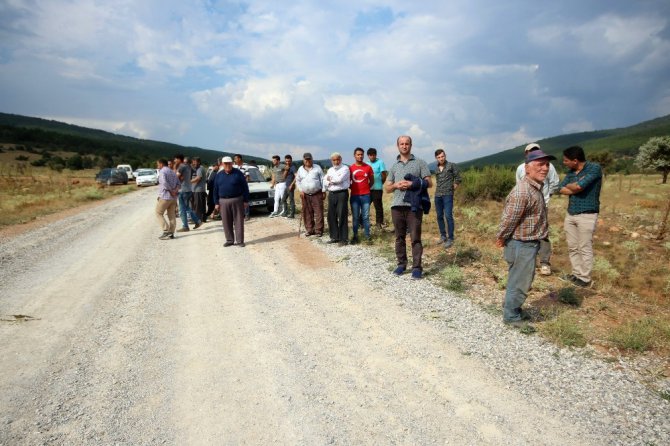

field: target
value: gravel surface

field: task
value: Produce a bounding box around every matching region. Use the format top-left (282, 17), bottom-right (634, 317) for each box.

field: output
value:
top-left (0, 188), bottom-right (668, 445)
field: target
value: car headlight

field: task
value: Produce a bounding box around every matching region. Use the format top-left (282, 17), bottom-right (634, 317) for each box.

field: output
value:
top-left (268, 190), bottom-right (275, 198)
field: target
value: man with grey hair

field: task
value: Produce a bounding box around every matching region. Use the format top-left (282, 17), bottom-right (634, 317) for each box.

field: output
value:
top-left (325, 152), bottom-right (350, 245)
top-left (296, 152), bottom-right (326, 237)
top-left (515, 143), bottom-right (559, 275)
top-left (385, 136), bottom-right (432, 279)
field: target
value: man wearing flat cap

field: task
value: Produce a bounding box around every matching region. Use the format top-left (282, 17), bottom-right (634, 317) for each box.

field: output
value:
top-left (515, 143), bottom-right (559, 276)
top-left (213, 156), bottom-right (250, 247)
top-left (496, 149), bottom-right (556, 328)
top-left (296, 152), bottom-right (326, 237)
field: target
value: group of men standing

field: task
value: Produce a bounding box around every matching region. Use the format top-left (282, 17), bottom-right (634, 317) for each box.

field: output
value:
top-left (497, 144), bottom-right (602, 327)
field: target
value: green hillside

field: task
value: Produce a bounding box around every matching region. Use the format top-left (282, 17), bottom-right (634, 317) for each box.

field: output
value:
top-left (0, 112), bottom-right (270, 168)
top-left (459, 114), bottom-right (670, 170)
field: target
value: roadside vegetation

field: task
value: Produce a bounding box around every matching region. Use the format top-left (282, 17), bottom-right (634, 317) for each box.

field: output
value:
top-left (364, 166), bottom-right (669, 375)
top-left (0, 150), bottom-right (137, 227)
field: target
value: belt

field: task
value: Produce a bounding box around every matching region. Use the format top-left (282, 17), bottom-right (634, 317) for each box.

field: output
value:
top-left (219, 195), bottom-right (241, 199)
top-left (570, 210), bottom-right (597, 215)
top-left (329, 189), bottom-right (348, 193)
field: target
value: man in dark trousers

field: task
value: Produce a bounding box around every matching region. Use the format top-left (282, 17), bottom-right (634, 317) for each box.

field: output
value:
top-left (384, 135), bottom-right (432, 279)
top-left (324, 152), bottom-right (351, 245)
top-left (496, 149), bottom-right (555, 327)
top-left (213, 157), bottom-right (250, 247)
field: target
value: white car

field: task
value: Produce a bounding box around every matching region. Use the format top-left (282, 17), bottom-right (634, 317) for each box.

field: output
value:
top-left (117, 164), bottom-right (135, 180)
top-left (135, 168), bottom-right (159, 187)
top-left (236, 165), bottom-right (275, 212)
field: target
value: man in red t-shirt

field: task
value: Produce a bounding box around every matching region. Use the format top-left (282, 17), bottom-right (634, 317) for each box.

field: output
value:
top-left (349, 147), bottom-right (374, 243)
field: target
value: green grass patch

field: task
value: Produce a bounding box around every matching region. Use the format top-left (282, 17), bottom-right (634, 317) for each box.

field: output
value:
top-left (542, 312), bottom-right (587, 347)
top-left (609, 317), bottom-right (670, 352)
top-left (441, 265), bottom-right (465, 292)
top-left (557, 287), bottom-right (583, 306)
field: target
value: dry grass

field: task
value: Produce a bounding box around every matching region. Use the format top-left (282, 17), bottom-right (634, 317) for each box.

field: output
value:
top-left (367, 172), bottom-right (669, 370)
top-left (0, 160), bottom-right (137, 227)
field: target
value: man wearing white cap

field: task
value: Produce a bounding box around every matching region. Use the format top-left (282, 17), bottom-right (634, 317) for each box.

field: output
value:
top-left (515, 143), bottom-right (559, 275)
top-left (497, 149), bottom-right (556, 327)
top-left (212, 156), bottom-right (250, 247)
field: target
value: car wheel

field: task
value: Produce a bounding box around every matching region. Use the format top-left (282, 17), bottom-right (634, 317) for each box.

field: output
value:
top-left (124, 180), bottom-right (128, 185)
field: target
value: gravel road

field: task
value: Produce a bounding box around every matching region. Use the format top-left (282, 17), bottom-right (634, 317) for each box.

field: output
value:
top-left (0, 188), bottom-right (668, 445)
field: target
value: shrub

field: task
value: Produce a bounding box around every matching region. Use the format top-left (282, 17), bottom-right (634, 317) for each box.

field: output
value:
top-left (558, 287), bottom-right (582, 306)
top-left (441, 265), bottom-right (465, 292)
top-left (15, 155), bottom-right (29, 161)
top-left (458, 166), bottom-right (516, 202)
top-left (609, 318), bottom-right (669, 352)
top-left (592, 258), bottom-right (620, 282)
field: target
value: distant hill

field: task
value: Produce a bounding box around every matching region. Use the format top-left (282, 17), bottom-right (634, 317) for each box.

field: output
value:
top-left (0, 112), bottom-right (270, 167)
top-left (458, 114), bottom-right (670, 171)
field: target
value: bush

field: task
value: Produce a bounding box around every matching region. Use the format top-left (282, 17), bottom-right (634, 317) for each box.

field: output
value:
top-left (15, 155), bottom-right (29, 161)
top-left (558, 287), bottom-right (583, 306)
top-left (441, 265), bottom-right (465, 292)
top-left (542, 312), bottom-right (586, 347)
top-left (609, 318), bottom-right (670, 352)
top-left (457, 166), bottom-right (516, 202)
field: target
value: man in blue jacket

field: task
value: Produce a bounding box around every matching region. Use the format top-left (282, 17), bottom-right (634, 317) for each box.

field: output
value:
top-left (213, 157), bottom-right (250, 247)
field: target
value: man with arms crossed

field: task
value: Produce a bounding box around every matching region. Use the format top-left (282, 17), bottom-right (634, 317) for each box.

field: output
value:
top-left (558, 145), bottom-right (603, 288)
top-left (325, 152), bottom-right (351, 245)
top-left (384, 136), bottom-right (432, 280)
top-left (296, 152), bottom-right (326, 237)
top-left (156, 158), bottom-right (180, 240)
top-left (496, 150), bottom-right (555, 327)
top-left (366, 147), bottom-right (387, 229)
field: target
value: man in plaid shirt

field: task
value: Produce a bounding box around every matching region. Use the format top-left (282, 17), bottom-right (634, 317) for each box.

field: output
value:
top-left (496, 150), bottom-right (555, 327)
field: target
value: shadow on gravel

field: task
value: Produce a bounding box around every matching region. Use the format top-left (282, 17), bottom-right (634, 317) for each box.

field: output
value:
top-left (246, 231), bottom-right (297, 245)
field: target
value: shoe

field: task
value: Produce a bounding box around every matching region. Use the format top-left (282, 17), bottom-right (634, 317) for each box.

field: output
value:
top-left (159, 233), bottom-right (174, 240)
top-left (411, 269), bottom-right (422, 280)
top-left (519, 309), bottom-right (532, 321)
top-left (269, 212), bottom-right (278, 218)
top-left (444, 239), bottom-right (454, 249)
top-left (177, 227), bottom-right (189, 232)
top-left (439, 235), bottom-right (447, 243)
top-left (305, 232), bottom-right (315, 237)
top-left (573, 277), bottom-right (592, 288)
top-left (540, 264), bottom-right (551, 276)
top-left (350, 237), bottom-right (359, 245)
top-left (338, 241), bottom-right (348, 246)
top-left (193, 221), bottom-right (202, 230)
top-left (393, 266), bottom-right (406, 276)
top-left (285, 215), bottom-right (295, 219)
top-left (237, 242), bottom-right (246, 247)
top-left (560, 273), bottom-right (576, 283)
top-left (223, 241), bottom-right (234, 247)
top-left (316, 233), bottom-right (323, 238)
top-left (326, 239), bottom-right (339, 244)
top-left (504, 320), bottom-right (535, 330)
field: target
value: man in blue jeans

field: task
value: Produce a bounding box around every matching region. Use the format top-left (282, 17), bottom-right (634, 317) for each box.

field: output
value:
top-left (495, 149), bottom-right (555, 328)
top-left (433, 149), bottom-right (461, 248)
top-left (349, 147), bottom-right (374, 243)
top-left (174, 153), bottom-right (202, 232)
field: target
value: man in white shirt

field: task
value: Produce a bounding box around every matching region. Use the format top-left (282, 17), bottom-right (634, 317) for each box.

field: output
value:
top-left (324, 152), bottom-right (351, 245)
top-left (515, 143), bottom-right (560, 276)
top-left (296, 152), bottom-right (326, 237)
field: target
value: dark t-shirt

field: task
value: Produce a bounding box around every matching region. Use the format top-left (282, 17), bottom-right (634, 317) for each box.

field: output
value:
top-left (284, 165), bottom-right (297, 186)
top-left (177, 163), bottom-right (193, 193)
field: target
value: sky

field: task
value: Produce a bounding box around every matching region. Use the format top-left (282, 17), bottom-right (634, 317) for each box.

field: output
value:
top-left (1, 0), bottom-right (669, 164)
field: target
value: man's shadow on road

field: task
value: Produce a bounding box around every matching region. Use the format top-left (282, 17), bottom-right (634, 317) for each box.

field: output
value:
top-left (245, 231), bottom-right (298, 245)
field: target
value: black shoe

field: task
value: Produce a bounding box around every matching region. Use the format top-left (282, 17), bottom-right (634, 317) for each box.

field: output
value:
top-left (326, 239), bottom-right (339, 244)
top-left (338, 241), bottom-right (348, 246)
top-left (159, 232), bottom-right (174, 240)
top-left (573, 277), bottom-right (592, 288)
top-left (237, 242), bottom-right (246, 247)
top-left (223, 241), bottom-right (234, 247)
top-left (350, 237), bottom-right (359, 244)
top-left (193, 221), bottom-right (202, 230)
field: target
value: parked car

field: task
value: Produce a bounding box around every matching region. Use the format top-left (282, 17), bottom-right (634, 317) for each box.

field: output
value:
top-left (135, 168), bottom-right (159, 187)
top-left (95, 168), bottom-right (128, 185)
top-left (245, 166), bottom-right (275, 212)
top-left (117, 164), bottom-right (134, 180)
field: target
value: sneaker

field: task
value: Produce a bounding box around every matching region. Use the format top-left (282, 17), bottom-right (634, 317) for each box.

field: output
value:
top-left (573, 277), bottom-right (592, 288)
top-left (269, 212), bottom-right (278, 218)
top-left (540, 264), bottom-right (551, 276)
top-left (223, 241), bottom-right (234, 247)
top-left (176, 227), bottom-right (190, 233)
top-left (393, 266), bottom-right (406, 276)
top-left (444, 239), bottom-right (454, 249)
top-left (193, 221), bottom-right (202, 230)
top-left (411, 268), bottom-right (423, 280)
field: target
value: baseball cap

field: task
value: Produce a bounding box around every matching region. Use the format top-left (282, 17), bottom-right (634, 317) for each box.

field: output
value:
top-left (303, 152), bottom-right (313, 160)
top-left (524, 143), bottom-right (541, 153)
top-left (221, 156), bottom-right (233, 163)
top-left (525, 149), bottom-right (556, 163)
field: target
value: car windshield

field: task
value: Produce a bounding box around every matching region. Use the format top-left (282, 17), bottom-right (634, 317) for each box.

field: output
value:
top-left (246, 168), bottom-right (265, 182)
top-left (137, 170), bottom-right (154, 176)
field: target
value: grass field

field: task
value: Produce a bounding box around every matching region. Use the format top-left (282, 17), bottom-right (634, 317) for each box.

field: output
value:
top-left (0, 152), bottom-right (138, 227)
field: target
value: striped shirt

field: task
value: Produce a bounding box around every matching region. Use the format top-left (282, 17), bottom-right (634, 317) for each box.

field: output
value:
top-left (496, 176), bottom-right (548, 241)
top-left (157, 166), bottom-right (180, 200)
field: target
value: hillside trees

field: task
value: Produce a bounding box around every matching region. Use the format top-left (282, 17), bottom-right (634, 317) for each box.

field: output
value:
top-left (635, 136), bottom-right (670, 183)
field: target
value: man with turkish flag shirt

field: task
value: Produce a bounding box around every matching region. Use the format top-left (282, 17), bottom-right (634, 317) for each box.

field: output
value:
top-left (349, 147), bottom-right (374, 243)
